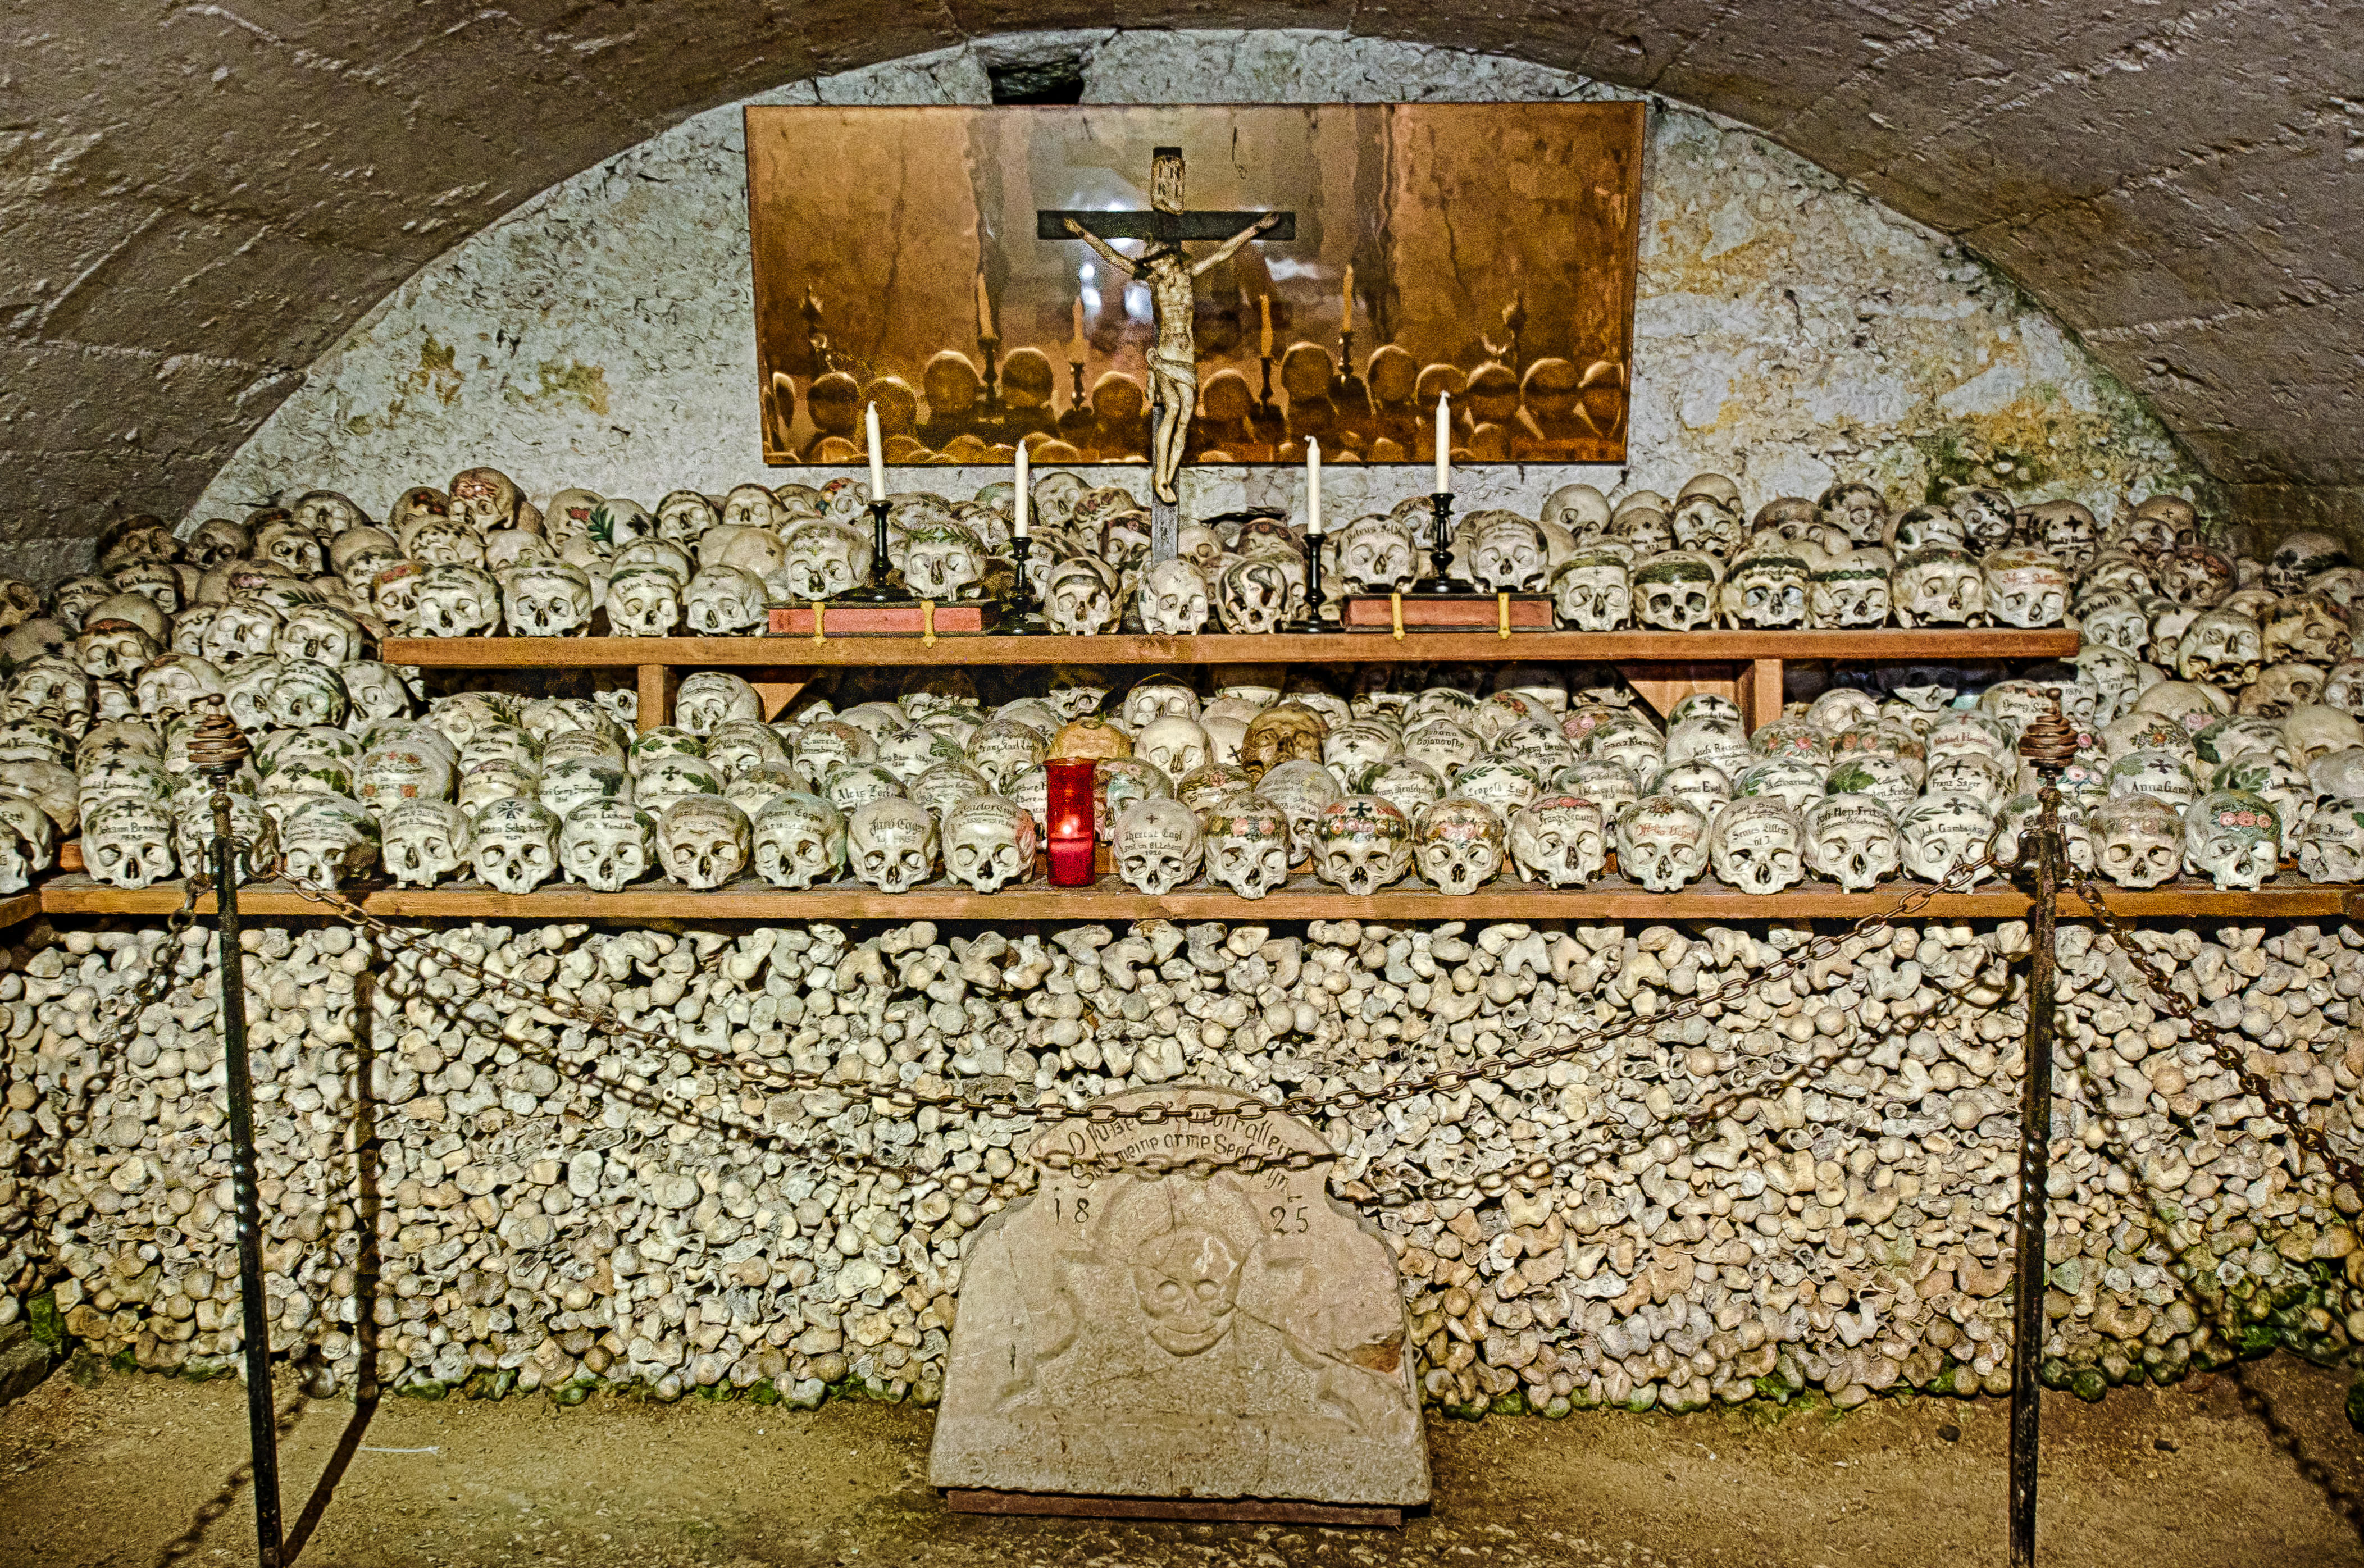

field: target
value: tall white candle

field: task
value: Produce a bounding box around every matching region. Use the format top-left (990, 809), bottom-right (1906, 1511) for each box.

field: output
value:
top-left (1434, 393), bottom-right (1451, 495)
top-left (1306, 438), bottom-right (1323, 536)
top-left (1014, 440), bottom-right (1031, 539)
top-left (865, 402), bottom-right (886, 502)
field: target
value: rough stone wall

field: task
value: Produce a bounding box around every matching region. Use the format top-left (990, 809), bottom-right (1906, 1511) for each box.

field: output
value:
top-left (180, 30), bottom-right (2205, 558)
top-left (6, 914), bottom-right (2358, 1416)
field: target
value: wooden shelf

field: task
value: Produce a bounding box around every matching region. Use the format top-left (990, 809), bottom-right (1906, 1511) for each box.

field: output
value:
top-left (381, 630), bottom-right (2080, 669)
top-left (0, 890), bottom-right (40, 929)
top-left (35, 873), bottom-right (2355, 922)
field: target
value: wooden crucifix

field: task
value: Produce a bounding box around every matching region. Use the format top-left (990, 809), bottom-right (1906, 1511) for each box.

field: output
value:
top-left (1039, 147), bottom-right (1295, 526)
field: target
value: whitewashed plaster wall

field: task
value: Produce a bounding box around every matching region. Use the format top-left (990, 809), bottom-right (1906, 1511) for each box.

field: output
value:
top-left (182, 29), bottom-right (2207, 545)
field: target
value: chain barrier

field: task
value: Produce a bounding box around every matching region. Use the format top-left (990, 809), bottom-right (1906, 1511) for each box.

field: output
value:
top-left (193, 845), bottom-right (2005, 1194)
top-left (2066, 864), bottom-right (2364, 1196)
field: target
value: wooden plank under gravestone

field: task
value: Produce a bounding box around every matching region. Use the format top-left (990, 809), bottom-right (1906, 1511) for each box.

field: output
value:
top-left (929, 1084), bottom-right (1430, 1519)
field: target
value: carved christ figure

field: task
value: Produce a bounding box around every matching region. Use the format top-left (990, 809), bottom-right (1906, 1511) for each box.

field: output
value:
top-left (1062, 151), bottom-right (1282, 506)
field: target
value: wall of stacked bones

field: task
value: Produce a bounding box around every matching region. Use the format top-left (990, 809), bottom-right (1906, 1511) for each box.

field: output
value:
top-left (3, 914), bottom-right (2361, 1414)
top-left (7, 467), bottom-right (2364, 896)
top-left (0, 463), bottom-right (2360, 1420)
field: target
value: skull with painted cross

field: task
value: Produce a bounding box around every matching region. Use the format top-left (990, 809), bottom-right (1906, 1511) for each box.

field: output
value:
top-left (1897, 793), bottom-right (1997, 887)
top-left (1720, 548), bottom-right (1811, 629)
top-left (1310, 794), bottom-right (1413, 896)
top-left (1111, 796), bottom-right (1204, 896)
top-left (1551, 550), bottom-right (1632, 631)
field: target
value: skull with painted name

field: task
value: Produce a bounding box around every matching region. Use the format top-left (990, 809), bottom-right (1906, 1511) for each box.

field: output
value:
top-left (1614, 795), bottom-right (1707, 892)
top-left (558, 800), bottom-right (657, 892)
top-left (2297, 797), bottom-right (2364, 883)
top-left (81, 797), bottom-right (176, 890)
top-left (846, 796), bottom-right (937, 893)
top-left (412, 565), bottom-right (501, 637)
top-left (1802, 794), bottom-right (1901, 892)
top-left (654, 793), bottom-right (751, 889)
top-left (500, 563), bottom-right (596, 636)
top-left (936, 795), bottom-right (1033, 895)
top-left (469, 796), bottom-right (561, 893)
top-left (279, 794), bottom-right (380, 892)
top-left (1505, 795), bottom-right (1606, 887)
top-left (683, 566), bottom-right (766, 635)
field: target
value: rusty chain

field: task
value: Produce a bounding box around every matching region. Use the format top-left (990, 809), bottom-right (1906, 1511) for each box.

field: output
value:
top-left (2066, 864), bottom-right (2364, 1196)
top-left (162, 843), bottom-right (2010, 1198)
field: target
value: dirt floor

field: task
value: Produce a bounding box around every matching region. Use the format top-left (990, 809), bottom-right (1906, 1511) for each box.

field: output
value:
top-left (2, 1357), bottom-right (2361, 1568)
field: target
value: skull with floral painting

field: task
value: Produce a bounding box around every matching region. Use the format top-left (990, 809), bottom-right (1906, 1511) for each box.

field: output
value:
top-left (2182, 790), bottom-right (2280, 890)
top-left (1982, 546), bottom-right (2069, 628)
top-left (1308, 794), bottom-right (1412, 895)
top-left (1202, 798), bottom-right (1293, 899)
top-left (1613, 795), bottom-right (1707, 891)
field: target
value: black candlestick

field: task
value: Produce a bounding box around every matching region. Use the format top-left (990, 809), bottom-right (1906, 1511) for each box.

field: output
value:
top-left (842, 499), bottom-right (913, 603)
top-left (1413, 491), bottom-right (1473, 595)
top-left (1285, 530), bottom-right (1338, 632)
top-left (1004, 534), bottom-right (1051, 634)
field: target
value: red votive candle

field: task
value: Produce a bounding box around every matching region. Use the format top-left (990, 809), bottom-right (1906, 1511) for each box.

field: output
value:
top-left (1044, 757), bottom-right (1097, 886)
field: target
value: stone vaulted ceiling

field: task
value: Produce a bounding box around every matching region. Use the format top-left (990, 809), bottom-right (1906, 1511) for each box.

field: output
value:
top-left (3, 1), bottom-right (2357, 563)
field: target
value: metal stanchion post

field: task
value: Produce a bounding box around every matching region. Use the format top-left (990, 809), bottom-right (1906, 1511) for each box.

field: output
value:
top-left (192, 697), bottom-right (283, 1568)
top-left (2007, 698), bottom-right (2078, 1568)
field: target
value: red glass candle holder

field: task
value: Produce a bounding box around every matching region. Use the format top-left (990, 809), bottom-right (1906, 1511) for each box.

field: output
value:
top-left (1044, 757), bottom-right (1097, 886)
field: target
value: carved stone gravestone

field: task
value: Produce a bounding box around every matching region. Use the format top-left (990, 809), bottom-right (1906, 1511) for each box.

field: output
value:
top-left (930, 1083), bottom-right (1431, 1524)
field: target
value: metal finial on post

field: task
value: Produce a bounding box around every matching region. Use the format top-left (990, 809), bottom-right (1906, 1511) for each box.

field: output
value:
top-left (2007, 694), bottom-right (2076, 1568)
top-left (193, 695), bottom-right (282, 1567)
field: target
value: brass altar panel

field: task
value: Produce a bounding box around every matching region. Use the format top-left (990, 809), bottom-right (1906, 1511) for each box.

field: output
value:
top-left (744, 104), bottom-right (1643, 470)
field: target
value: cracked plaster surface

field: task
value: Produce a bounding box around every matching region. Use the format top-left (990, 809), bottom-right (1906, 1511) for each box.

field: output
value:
top-left (181, 31), bottom-right (2202, 554)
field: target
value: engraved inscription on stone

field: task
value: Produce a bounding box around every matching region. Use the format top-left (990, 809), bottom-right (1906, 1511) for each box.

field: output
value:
top-left (929, 1084), bottom-right (1431, 1507)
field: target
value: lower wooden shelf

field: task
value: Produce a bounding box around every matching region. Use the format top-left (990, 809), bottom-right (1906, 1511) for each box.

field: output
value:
top-left (31, 873), bottom-right (2360, 922)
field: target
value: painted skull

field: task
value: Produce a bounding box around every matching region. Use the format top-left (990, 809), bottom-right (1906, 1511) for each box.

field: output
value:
top-left (412, 565), bottom-right (500, 637)
top-left (653, 793), bottom-right (751, 890)
top-left (2183, 790), bottom-right (2280, 890)
top-left (2175, 609), bottom-right (2264, 687)
top-left (2263, 594), bottom-right (2351, 668)
top-left (1552, 550), bottom-right (1631, 631)
top-left (1468, 513), bottom-right (1549, 591)
top-left (557, 799), bottom-right (657, 891)
top-left (82, 797), bottom-right (177, 888)
top-left (937, 795), bottom-right (1035, 894)
top-left (466, 796), bottom-right (560, 892)
top-left (1898, 794), bottom-right (1997, 888)
top-left (846, 796), bottom-right (937, 893)
top-left (1112, 797), bottom-right (1204, 895)
top-left (1337, 516), bottom-right (1419, 592)
top-left (1504, 795), bottom-right (1605, 887)
top-left (379, 798), bottom-right (473, 888)
top-left (1195, 799), bottom-right (1288, 900)
top-left (1720, 549), bottom-right (1810, 629)
top-left (1983, 547), bottom-right (2069, 628)
top-left (500, 563), bottom-right (596, 636)
top-left (1706, 796), bottom-right (1805, 894)
top-left (1309, 794), bottom-right (1413, 896)
top-left (1802, 794), bottom-right (1900, 892)
top-left (1632, 551), bottom-right (1720, 632)
top-left (682, 566), bottom-right (766, 635)
top-left (1614, 795), bottom-right (1708, 892)
top-left (278, 794), bottom-right (381, 892)
top-left (2090, 793), bottom-right (2185, 888)
top-left (2296, 797), bottom-right (2364, 883)
top-left (1216, 557), bottom-right (1292, 635)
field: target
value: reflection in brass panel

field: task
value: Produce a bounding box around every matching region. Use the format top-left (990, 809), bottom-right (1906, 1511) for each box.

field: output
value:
top-left (744, 104), bottom-right (1643, 471)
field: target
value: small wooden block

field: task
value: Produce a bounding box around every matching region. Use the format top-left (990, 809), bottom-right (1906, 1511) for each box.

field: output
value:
top-left (768, 603), bottom-right (997, 636)
top-left (1340, 593), bottom-right (1554, 631)
top-left (944, 1490), bottom-right (1402, 1528)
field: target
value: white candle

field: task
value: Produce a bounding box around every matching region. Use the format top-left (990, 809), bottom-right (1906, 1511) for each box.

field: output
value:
top-left (1434, 392), bottom-right (1451, 495)
top-left (975, 273), bottom-right (995, 340)
top-left (1014, 440), bottom-right (1031, 539)
top-left (1340, 265), bottom-right (1354, 329)
top-left (1306, 438), bottom-right (1323, 536)
top-left (865, 402), bottom-right (886, 502)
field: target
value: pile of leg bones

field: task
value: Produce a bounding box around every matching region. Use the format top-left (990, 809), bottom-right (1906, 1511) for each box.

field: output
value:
top-left (6, 913), bottom-right (2359, 1416)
